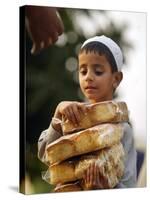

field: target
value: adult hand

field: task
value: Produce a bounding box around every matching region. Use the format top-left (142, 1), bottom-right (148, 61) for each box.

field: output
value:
top-left (26, 6), bottom-right (64, 54)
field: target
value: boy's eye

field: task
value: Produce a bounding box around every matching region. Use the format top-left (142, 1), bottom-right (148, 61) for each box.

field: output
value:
top-left (95, 71), bottom-right (103, 76)
top-left (79, 69), bottom-right (87, 75)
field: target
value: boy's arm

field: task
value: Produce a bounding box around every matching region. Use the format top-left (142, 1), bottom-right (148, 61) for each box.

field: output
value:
top-left (38, 119), bottom-right (62, 164)
top-left (116, 122), bottom-right (137, 188)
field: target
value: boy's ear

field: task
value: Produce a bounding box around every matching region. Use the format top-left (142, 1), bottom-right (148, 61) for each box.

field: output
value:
top-left (113, 72), bottom-right (123, 89)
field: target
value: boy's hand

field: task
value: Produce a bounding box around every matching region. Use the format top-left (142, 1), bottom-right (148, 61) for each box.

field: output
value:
top-left (54, 101), bottom-right (88, 126)
top-left (83, 162), bottom-right (106, 190)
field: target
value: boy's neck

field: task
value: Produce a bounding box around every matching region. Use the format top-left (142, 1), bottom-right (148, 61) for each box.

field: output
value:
top-left (89, 97), bottom-right (113, 104)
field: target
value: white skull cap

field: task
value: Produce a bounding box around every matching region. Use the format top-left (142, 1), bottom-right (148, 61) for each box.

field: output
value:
top-left (81, 35), bottom-right (123, 71)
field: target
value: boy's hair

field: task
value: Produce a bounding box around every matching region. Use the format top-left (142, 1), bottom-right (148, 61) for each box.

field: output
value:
top-left (79, 41), bottom-right (118, 73)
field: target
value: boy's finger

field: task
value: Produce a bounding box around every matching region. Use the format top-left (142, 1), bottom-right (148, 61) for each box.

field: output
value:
top-left (93, 162), bottom-right (97, 186)
top-left (62, 114), bottom-right (67, 121)
top-left (83, 170), bottom-right (87, 184)
top-left (97, 167), bottom-right (104, 188)
top-left (100, 171), bottom-right (108, 188)
top-left (69, 107), bottom-right (79, 126)
top-left (72, 105), bottom-right (81, 123)
top-left (96, 165), bottom-right (100, 186)
top-left (64, 109), bottom-right (74, 124)
top-left (89, 163), bottom-right (93, 184)
top-left (63, 107), bottom-right (75, 125)
top-left (86, 165), bottom-right (90, 184)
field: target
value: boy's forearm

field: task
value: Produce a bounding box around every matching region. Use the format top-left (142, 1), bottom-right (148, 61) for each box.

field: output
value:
top-left (38, 124), bottom-right (62, 163)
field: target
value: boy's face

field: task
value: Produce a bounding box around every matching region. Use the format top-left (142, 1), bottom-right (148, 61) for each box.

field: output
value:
top-left (78, 51), bottom-right (122, 103)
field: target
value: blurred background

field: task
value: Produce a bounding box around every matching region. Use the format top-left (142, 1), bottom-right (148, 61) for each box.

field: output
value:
top-left (22, 7), bottom-right (146, 194)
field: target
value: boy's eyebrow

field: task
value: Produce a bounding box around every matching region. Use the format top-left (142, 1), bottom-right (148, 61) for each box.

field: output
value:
top-left (79, 64), bottom-right (104, 68)
top-left (92, 64), bottom-right (104, 68)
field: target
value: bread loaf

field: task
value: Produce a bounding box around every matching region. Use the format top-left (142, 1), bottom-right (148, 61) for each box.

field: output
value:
top-left (54, 182), bottom-right (82, 192)
top-left (46, 123), bottom-right (124, 165)
top-left (62, 101), bottom-right (128, 134)
top-left (47, 143), bottom-right (124, 186)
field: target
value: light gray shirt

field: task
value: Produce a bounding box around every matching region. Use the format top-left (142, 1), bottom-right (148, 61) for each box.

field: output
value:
top-left (38, 122), bottom-right (137, 188)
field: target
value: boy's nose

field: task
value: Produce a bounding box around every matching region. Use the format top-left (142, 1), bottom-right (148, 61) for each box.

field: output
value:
top-left (85, 71), bottom-right (94, 82)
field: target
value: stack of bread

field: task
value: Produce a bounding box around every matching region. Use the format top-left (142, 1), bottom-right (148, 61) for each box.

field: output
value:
top-left (42, 101), bottom-right (129, 192)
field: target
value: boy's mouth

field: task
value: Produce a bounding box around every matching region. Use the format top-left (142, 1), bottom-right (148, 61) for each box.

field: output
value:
top-left (85, 86), bottom-right (97, 90)
top-left (85, 86), bottom-right (97, 93)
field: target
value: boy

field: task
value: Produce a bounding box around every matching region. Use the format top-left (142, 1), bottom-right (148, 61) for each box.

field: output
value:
top-left (38, 35), bottom-right (137, 189)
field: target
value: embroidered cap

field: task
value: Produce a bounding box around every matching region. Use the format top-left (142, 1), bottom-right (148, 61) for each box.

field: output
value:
top-left (81, 35), bottom-right (123, 71)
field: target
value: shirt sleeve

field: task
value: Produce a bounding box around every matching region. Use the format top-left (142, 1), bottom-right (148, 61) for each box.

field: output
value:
top-left (116, 122), bottom-right (137, 188)
top-left (38, 124), bottom-right (62, 164)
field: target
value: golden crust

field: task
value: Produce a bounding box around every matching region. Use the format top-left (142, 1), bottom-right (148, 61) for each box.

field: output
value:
top-left (54, 182), bottom-right (82, 192)
top-left (46, 123), bottom-right (123, 165)
top-left (62, 101), bottom-right (129, 134)
top-left (48, 143), bottom-right (124, 187)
